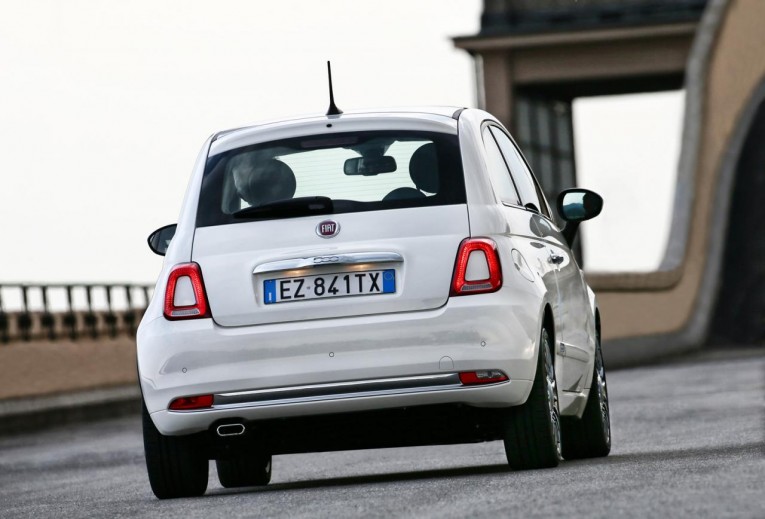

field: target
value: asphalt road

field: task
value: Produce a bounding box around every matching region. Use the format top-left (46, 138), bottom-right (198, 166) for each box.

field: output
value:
top-left (1, 350), bottom-right (763, 518)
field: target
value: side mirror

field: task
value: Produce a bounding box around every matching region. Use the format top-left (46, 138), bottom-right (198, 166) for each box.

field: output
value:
top-left (557, 189), bottom-right (603, 222)
top-left (556, 189), bottom-right (603, 247)
top-left (147, 224), bottom-right (177, 256)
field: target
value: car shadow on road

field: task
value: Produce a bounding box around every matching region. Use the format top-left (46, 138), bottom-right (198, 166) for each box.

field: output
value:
top-left (206, 441), bottom-right (764, 498)
top-left (208, 463), bottom-right (512, 496)
top-left (563, 441), bottom-right (763, 471)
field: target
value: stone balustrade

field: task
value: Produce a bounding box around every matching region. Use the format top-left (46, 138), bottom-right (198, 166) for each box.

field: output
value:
top-left (0, 284), bottom-right (153, 343)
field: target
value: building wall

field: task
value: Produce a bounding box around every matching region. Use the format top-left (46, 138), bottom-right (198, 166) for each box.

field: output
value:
top-left (0, 337), bottom-right (137, 400)
top-left (595, 0), bottom-right (765, 341)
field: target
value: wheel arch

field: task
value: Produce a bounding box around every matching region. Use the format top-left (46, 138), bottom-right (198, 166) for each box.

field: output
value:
top-left (542, 303), bottom-right (555, 357)
top-left (595, 308), bottom-right (602, 343)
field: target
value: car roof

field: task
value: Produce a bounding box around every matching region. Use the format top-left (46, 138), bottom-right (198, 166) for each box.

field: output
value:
top-left (212, 106), bottom-right (466, 141)
top-left (209, 106), bottom-right (468, 156)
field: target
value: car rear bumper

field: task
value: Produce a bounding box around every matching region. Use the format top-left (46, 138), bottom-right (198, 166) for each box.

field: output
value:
top-left (138, 292), bottom-right (541, 435)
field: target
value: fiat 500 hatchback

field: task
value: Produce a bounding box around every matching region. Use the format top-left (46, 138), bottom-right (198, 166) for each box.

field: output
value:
top-left (138, 106), bottom-right (611, 499)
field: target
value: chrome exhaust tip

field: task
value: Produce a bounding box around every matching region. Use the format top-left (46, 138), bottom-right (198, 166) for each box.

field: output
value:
top-left (216, 423), bottom-right (245, 437)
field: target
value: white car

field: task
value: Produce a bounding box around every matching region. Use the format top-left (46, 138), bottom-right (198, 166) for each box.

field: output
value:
top-left (138, 106), bottom-right (610, 499)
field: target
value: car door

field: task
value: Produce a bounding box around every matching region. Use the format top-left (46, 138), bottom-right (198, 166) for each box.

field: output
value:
top-left (479, 125), bottom-right (561, 347)
top-left (488, 126), bottom-right (591, 392)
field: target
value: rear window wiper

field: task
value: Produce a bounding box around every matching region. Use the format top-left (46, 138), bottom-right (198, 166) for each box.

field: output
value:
top-left (233, 196), bottom-right (334, 219)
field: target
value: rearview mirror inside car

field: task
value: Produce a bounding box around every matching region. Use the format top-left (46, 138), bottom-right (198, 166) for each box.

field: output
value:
top-left (344, 156), bottom-right (397, 176)
top-left (147, 224), bottom-right (177, 256)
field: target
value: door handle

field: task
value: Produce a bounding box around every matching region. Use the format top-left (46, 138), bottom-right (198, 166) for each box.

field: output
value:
top-left (548, 252), bottom-right (564, 265)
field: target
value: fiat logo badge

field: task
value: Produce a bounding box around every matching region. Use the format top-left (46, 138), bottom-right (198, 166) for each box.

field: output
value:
top-left (316, 220), bottom-right (340, 238)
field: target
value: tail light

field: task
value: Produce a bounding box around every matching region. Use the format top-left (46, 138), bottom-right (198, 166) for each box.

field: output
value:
top-left (459, 370), bottom-right (509, 385)
top-left (169, 394), bottom-right (213, 410)
top-left (450, 238), bottom-right (502, 296)
top-left (163, 262), bottom-right (210, 320)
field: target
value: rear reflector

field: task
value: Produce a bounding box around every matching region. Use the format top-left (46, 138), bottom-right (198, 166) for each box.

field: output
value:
top-left (164, 262), bottom-right (210, 320)
top-left (451, 238), bottom-right (502, 296)
top-left (168, 394), bottom-right (214, 410)
top-left (459, 370), bottom-right (509, 385)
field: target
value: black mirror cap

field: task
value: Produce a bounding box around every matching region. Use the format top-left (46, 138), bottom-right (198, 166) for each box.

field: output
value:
top-left (147, 224), bottom-right (177, 256)
top-left (556, 188), bottom-right (603, 223)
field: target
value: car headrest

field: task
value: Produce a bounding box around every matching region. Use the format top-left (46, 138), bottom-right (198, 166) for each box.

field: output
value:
top-left (383, 187), bottom-right (426, 201)
top-left (408, 143), bottom-right (439, 194)
top-left (236, 159), bottom-right (297, 206)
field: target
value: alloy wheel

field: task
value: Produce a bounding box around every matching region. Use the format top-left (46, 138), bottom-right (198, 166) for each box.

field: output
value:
top-left (543, 332), bottom-right (562, 459)
top-left (595, 346), bottom-right (611, 445)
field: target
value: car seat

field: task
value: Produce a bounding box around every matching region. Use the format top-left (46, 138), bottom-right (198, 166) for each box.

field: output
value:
top-left (383, 143), bottom-right (439, 201)
top-left (235, 158), bottom-right (297, 206)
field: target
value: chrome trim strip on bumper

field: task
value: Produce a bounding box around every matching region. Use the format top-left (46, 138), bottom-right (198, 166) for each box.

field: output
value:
top-left (213, 373), bottom-right (464, 410)
top-left (253, 252), bottom-right (404, 275)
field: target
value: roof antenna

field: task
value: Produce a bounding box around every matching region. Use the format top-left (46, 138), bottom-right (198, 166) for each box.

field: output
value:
top-left (325, 61), bottom-right (343, 116)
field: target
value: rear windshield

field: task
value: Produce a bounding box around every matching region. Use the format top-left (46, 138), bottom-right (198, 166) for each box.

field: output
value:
top-left (196, 130), bottom-right (465, 227)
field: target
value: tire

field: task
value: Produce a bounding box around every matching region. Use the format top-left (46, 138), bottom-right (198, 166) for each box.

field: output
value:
top-left (142, 403), bottom-right (209, 499)
top-left (561, 334), bottom-right (611, 459)
top-left (216, 453), bottom-right (272, 488)
top-left (503, 327), bottom-right (562, 470)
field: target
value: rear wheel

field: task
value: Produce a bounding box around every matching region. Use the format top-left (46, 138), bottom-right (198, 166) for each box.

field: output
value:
top-left (561, 335), bottom-right (611, 459)
top-left (216, 453), bottom-right (272, 488)
top-left (142, 403), bottom-right (208, 499)
top-left (503, 327), bottom-right (562, 470)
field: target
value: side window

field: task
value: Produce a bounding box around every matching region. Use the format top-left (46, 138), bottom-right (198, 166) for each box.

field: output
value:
top-left (489, 126), bottom-right (549, 217)
top-left (532, 179), bottom-right (552, 219)
top-left (481, 127), bottom-right (521, 205)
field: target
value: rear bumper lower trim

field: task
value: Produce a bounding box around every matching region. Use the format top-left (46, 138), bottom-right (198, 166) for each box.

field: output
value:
top-left (210, 373), bottom-right (499, 410)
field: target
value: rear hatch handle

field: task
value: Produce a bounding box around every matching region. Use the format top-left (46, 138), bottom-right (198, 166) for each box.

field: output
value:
top-left (253, 252), bottom-right (403, 275)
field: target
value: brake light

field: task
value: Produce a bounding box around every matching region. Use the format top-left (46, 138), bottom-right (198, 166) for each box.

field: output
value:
top-left (450, 238), bottom-right (502, 296)
top-left (459, 370), bottom-right (509, 385)
top-left (169, 394), bottom-right (213, 410)
top-left (163, 262), bottom-right (210, 320)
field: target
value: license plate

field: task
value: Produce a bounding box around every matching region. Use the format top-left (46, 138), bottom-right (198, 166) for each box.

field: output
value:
top-left (263, 269), bottom-right (396, 304)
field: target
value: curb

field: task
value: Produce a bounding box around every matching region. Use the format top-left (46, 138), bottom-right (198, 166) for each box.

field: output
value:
top-left (0, 385), bottom-right (141, 436)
